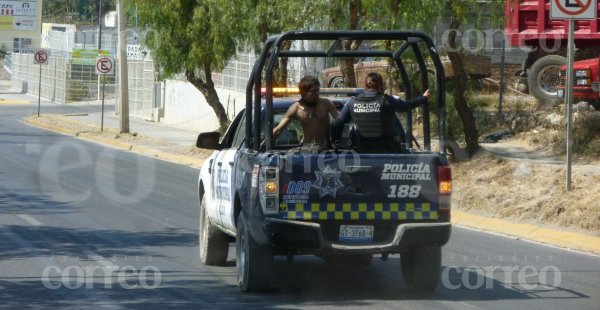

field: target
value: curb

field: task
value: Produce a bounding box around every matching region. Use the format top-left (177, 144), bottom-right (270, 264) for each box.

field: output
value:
top-left (452, 211), bottom-right (600, 255)
top-left (22, 117), bottom-right (205, 168)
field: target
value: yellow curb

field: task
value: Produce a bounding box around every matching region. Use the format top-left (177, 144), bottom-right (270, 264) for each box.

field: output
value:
top-left (0, 99), bottom-right (30, 104)
top-left (23, 117), bottom-right (77, 136)
top-left (452, 211), bottom-right (600, 255)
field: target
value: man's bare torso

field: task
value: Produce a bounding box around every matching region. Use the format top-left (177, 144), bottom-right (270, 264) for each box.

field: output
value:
top-left (293, 98), bottom-right (332, 145)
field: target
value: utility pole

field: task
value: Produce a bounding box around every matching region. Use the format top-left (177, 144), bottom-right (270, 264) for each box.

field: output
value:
top-left (117, 0), bottom-right (130, 133)
top-left (97, 0), bottom-right (102, 101)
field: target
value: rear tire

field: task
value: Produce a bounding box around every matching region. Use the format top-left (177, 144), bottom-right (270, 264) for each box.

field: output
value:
top-left (401, 246), bottom-right (441, 292)
top-left (329, 76), bottom-right (345, 88)
top-left (236, 213), bottom-right (273, 292)
top-left (199, 195), bottom-right (229, 265)
top-left (527, 55), bottom-right (566, 103)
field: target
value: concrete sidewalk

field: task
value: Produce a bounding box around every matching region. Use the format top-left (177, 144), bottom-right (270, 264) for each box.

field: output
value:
top-left (1, 80), bottom-right (199, 148)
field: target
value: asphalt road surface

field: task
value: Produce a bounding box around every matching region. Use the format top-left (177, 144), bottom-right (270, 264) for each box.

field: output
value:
top-left (1, 104), bottom-right (599, 309)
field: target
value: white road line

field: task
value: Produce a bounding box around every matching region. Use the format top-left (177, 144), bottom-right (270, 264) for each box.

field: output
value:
top-left (454, 224), bottom-right (600, 258)
top-left (17, 214), bottom-right (42, 226)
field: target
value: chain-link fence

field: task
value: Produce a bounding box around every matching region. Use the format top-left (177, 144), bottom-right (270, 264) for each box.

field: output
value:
top-left (10, 52), bottom-right (116, 103)
top-left (9, 51), bottom-right (159, 112)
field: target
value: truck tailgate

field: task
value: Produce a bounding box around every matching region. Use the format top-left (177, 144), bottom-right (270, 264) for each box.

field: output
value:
top-left (278, 153), bottom-right (442, 222)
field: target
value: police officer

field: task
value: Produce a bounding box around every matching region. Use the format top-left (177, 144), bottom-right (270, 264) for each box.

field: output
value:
top-left (331, 72), bottom-right (431, 152)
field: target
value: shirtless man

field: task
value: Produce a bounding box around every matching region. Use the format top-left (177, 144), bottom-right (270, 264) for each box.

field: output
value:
top-left (273, 75), bottom-right (339, 148)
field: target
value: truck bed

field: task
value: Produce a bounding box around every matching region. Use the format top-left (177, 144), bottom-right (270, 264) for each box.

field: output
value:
top-left (506, 0), bottom-right (600, 47)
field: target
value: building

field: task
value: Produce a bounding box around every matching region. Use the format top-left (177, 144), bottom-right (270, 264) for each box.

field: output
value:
top-left (0, 0), bottom-right (42, 53)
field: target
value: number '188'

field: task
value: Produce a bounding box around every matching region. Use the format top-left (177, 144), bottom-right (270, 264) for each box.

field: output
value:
top-left (387, 185), bottom-right (421, 198)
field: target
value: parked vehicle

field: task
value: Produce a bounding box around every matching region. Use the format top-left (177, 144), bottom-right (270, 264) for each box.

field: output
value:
top-left (505, 0), bottom-right (600, 102)
top-left (558, 56), bottom-right (600, 108)
top-left (195, 31), bottom-right (452, 293)
top-left (321, 55), bottom-right (491, 88)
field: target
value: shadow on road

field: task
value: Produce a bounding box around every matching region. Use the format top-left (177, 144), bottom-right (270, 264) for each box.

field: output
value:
top-left (0, 224), bottom-right (197, 261)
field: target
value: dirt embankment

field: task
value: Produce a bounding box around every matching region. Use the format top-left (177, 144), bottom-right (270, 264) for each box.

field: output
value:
top-left (452, 143), bottom-right (600, 236)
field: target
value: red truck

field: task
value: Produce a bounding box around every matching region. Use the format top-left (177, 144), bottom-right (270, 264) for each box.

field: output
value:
top-left (558, 57), bottom-right (600, 108)
top-left (505, 0), bottom-right (600, 102)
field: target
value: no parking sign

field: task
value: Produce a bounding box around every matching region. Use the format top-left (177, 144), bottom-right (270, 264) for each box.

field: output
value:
top-left (551, 0), bottom-right (597, 19)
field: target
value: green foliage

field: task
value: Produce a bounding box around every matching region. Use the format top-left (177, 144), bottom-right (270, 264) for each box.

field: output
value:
top-left (361, 0), bottom-right (445, 31)
top-left (0, 43), bottom-right (7, 58)
top-left (67, 80), bottom-right (89, 102)
top-left (133, 0), bottom-right (243, 79)
top-left (574, 112), bottom-right (600, 156)
top-left (42, 0), bottom-right (116, 25)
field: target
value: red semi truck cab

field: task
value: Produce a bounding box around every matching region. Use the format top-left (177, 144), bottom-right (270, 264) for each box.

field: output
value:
top-left (558, 57), bottom-right (600, 108)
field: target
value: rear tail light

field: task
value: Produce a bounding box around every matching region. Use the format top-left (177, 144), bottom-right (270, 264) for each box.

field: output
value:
top-left (259, 167), bottom-right (279, 215)
top-left (438, 166), bottom-right (452, 217)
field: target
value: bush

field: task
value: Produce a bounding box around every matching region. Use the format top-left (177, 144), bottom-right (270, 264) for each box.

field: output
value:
top-left (67, 80), bottom-right (89, 102)
top-left (574, 111), bottom-right (600, 156)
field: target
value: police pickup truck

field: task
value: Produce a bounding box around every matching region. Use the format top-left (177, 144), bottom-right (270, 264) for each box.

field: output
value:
top-left (196, 31), bottom-right (452, 292)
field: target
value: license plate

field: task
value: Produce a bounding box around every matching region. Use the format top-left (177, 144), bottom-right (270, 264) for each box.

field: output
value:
top-left (339, 225), bottom-right (374, 243)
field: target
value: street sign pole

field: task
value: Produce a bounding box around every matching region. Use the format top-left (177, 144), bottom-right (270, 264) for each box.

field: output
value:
top-left (566, 19), bottom-right (575, 191)
top-left (34, 50), bottom-right (49, 116)
top-left (37, 63), bottom-right (41, 117)
top-left (96, 57), bottom-right (115, 132)
top-left (101, 75), bottom-right (106, 132)
top-left (550, 0), bottom-right (597, 191)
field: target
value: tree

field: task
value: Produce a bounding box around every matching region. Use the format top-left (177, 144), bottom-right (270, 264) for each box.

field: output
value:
top-left (359, 0), bottom-right (504, 158)
top-left (133, 0), bottom-right (251, 131)
top-left (328, 0), bottom-right (364, 88)
top-left (241, 0), bottom-right (328, 86)
top-left (42, 0), bottom-right (116, 25)
top-left (442, 0), bottom-right (504, 157)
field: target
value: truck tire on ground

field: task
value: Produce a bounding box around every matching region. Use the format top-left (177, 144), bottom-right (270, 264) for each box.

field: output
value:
top-left (236, 213), bottom-right (273, 292)
top-left (401, 246), bottom-right (441, 292)
top-left (329, 76), bottom-right (345, 88)
top-left (199, 195), bottom-right (229, 265)
top-left (527, 55), bottom-right (566, 103)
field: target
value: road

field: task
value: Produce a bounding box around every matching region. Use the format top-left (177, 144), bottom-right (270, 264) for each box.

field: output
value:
top-left (1, 104), bottom-right (599, 309)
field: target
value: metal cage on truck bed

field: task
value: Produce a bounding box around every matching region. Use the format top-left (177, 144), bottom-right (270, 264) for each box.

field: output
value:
top-left (244, 31), bottom-right (447, 154)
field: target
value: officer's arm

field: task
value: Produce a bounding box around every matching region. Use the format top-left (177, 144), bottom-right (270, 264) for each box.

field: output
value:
top-left (331, 103), bottom-right (351, 142)
top-left (273, 104), bottom-right (297, 138)
top-left (326, 99), bottom-right (340, 118)
top-left (387, 95), bottom-right (428, 112)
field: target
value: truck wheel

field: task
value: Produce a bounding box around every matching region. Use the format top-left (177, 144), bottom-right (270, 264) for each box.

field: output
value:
top-left (199, 196), bottom-right (229, 265)
top-left (236, 213), bottom-right (273, 292)
top-left (401, 246), bottom-right (441, 292)
top-left (527, 55), bottom-right (566, 103)
top-left (329, 76), bottom-right (345, 88)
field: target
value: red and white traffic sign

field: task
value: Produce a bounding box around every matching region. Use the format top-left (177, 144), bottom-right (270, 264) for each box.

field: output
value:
top-left (551, 0), bottom-right (597, 19)
top-left (33, 49), bottom-right (49, 65)
top-left (95, 57), bottom-right (115, 75)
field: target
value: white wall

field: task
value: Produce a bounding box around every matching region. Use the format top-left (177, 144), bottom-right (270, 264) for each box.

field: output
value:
top-left (162, 79), bottom-right (246, 132)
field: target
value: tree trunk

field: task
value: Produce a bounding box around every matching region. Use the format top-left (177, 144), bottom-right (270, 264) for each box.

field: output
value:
top-left (275, 40), bottom-right (292, 87)
top-left (445, 18), bottom-right (479, 157)
top-left (185, 68), bottom-right (229, 132)
top-left (339, 0), bottom-right (362, 88)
